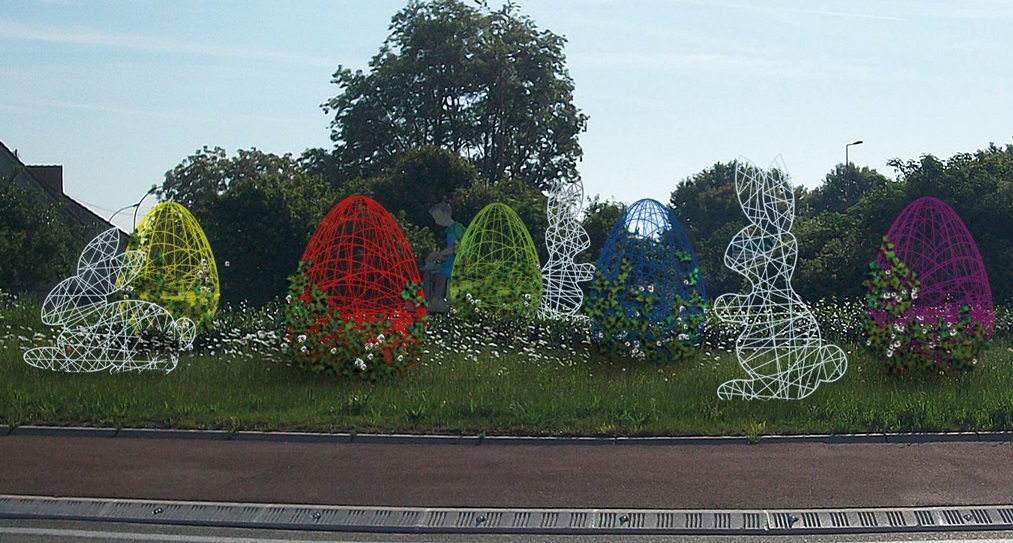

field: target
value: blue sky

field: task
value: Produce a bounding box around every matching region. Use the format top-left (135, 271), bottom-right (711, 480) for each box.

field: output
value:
top-left (3, 0), bottom-right (1012, 231)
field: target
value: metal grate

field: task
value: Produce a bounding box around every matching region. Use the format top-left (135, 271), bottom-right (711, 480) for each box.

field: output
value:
top-left (1, 496), bottom-right (1010, 535)
top-left (886, 510), bottom-right (906, 527)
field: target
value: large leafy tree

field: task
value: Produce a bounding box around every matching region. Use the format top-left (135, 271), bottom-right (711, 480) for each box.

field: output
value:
top-left (888, 144), bottom-right (1013, 303)
top-left (668, 161), bottom-right (750, 296)
top-left (580, 195), bottom-right (626, 266)
top-left (158, 147), bottom-right (336, 305)
top-left (323, 0), bottom-right (587, 189)
top-left (0, 174), bottom-right (73, 289)
top-left (802, 164), bottom-right (891, 216)
top-left (792, 164), bottom-right (895, 300)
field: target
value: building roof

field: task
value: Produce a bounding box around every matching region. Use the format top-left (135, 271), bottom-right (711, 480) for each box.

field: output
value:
top-left (0, 139), bottom-right (122, 235)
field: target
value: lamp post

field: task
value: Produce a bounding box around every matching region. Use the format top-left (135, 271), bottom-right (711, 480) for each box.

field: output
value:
top-left (108, 185), bottom-right (158, 232)
top-left (845, 139), bottom-right (863, 169)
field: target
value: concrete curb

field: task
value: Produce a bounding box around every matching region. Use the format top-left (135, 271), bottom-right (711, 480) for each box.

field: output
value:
top-left (4, 424), bottom-right (1013, 446)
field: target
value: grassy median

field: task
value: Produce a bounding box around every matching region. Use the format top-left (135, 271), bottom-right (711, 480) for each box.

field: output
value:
top-left (3, 292), bottom-right (1013, 437)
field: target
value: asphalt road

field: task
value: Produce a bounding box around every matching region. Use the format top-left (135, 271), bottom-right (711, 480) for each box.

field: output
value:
top-left (2, 434), bottom-right (1012, 509)
top-left (5, 519), bottom-right (1013, 543)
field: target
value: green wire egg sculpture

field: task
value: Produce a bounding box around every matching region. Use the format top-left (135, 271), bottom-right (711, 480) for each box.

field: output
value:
top-left (451, 203), bottom-right (542, 317)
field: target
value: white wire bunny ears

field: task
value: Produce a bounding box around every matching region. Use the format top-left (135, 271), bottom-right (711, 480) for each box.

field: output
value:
top-left (715, 158), bottom-right (847, 400)
top-left (24, 228), bottom-right (195, 373)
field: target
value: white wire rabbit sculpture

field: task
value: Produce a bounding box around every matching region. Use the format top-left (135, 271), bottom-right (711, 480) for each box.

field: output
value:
top-left (23, 228), bottom-right (196, 373)
top-left (714, 158), bottom-right (847, 400)
top-left (541, 179), bottom-right (595, 319)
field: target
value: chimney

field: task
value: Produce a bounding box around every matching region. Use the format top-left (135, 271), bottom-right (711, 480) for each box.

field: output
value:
top-left (27, 165), bottom-right (64, 194)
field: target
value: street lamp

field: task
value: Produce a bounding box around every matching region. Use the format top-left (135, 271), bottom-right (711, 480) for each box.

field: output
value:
top-left (108, 185), bottom-right (158, 231)
top-left (845, 139), bottom-right (863, 168)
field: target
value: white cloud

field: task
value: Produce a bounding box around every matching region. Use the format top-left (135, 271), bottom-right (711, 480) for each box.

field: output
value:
top-left (0, 18), bottom-right (333, 67)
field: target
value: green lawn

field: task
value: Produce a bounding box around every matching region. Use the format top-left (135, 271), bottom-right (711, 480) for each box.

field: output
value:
top-left (3, 292), bottom-right (1013, 437)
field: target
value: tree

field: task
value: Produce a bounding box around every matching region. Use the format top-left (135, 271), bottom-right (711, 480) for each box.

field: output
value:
top-left (158, 148), bottom-right (336, 305)
top-left (0, 174), bottom-right (73, 289)
top-left (802, 164), bottom-right (891, 216)
top-left (580, 195), bottom-right (625, 266)
top-left (323, 0), bottom-right (587, 188)
top-left (668, 161), bottom-right (752, 296)
top-left (354, 146), bottom-right (479, 242)
top-left (451, 176), bottom-right (549, 263)
top-left (888, 144), bottom-right (1013, 303)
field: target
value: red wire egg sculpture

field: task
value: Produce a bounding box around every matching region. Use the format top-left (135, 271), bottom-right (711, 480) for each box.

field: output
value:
top-left (293, 195), bottom-right (425, 376)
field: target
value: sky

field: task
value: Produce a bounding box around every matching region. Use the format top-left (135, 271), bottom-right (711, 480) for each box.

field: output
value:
top-left (2, 0), bottom-right (1013, 232)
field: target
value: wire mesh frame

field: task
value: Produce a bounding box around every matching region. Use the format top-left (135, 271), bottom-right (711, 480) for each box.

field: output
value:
top-left (451, 202), bottom-right (543, 316)
top-left (23, 228), bottom-right (196, 373)
top-left (301, 195), bottom-right (424, 327)
top-left (129, 201), bottom-right (220, 327)
top-left (590, 198), bottom-right (706, 341)
top-left (714, 158), bottom-right (847, 400)
top-left (874, 196), bottom-right (994, 334)
top-left (541, 179), bottom-right (595, 319)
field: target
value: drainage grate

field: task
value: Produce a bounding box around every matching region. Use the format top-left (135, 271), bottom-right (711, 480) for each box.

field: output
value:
top-left (715, 512), bottom-right (731, 529)
top-left (972, 509), bottom-right (992, 524)
top-left (743, 512), bottom-right (764, 530)
top-left (2, 496), bottom-right (1012, 535)
top-left (857, 511), bottom-right (878, 527)
top-left (942, 510), bottom-right (964, 526)
top-left (915, 510), bottom-right (937, 526)
top-left (539, 512), bottom-right (558, 528)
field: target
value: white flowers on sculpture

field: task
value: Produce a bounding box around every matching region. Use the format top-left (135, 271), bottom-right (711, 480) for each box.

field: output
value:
top-left (23, 228), bottom-right (196, 373)
top-left (541, 179), bottom-right (595, 319)
top-left (714, 158), bottom-right (847, 400)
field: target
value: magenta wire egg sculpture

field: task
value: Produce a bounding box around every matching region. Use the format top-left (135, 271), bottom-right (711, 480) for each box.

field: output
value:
top-left (884, 197), bottom-right (993, 330)
top-left (865, 196), bottom-right (993, 371)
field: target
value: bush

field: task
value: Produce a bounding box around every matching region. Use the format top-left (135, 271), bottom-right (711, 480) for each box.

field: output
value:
top-left (862, 236), bottom-right (991, 373)
top-left (586, 255), bottom-right (706, 363)
top-left (283, 260), bottom-right (427, 379)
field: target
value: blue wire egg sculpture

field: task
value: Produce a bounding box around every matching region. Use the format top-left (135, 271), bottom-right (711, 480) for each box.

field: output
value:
top-left (588, 199), bottom-right (706, 361)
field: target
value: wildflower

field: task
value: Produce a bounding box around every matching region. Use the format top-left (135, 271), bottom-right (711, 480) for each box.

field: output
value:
top-left (364, 342), bottom-right (374, 351)
top-left (376, 334), bottom-right (385, 343)
top-left (297, 334), bottom-right (307, 343)
top-left (286, 295), bottom-right (293, 304)
top-left (300, 345), bottom-right (307, 353)
top-left (225, 261), bottom-right (231, 267)
top-left (330, 347), bottom-right (337, 355)
top-left (354, 358), bottom-right (367, 371)
top-left (647, 284), bottom-right (655, 293)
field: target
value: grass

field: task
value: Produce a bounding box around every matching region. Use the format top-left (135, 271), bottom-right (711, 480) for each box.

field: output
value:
top-left (3, 290), bottom-right (1013, 437)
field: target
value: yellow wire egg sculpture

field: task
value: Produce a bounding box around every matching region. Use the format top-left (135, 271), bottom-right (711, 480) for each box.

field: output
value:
top-left (126, 202), bottom-right (219, 332)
